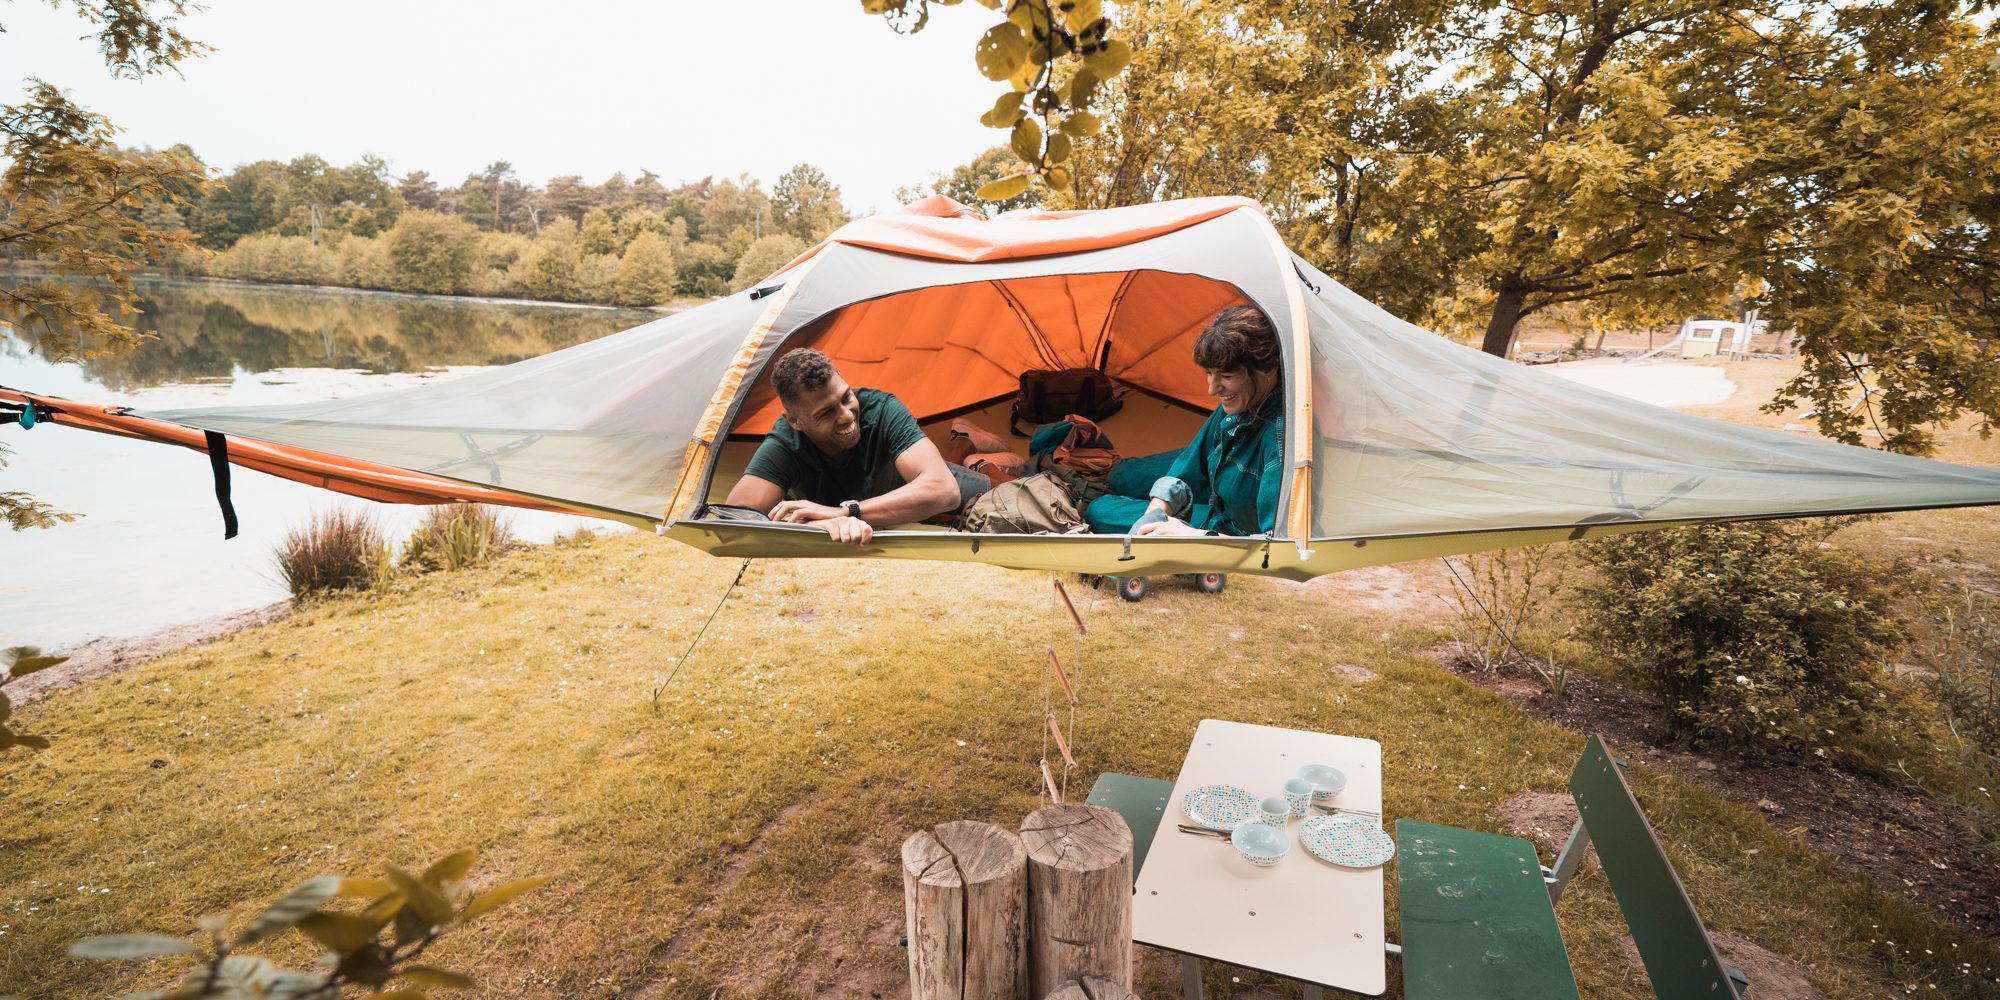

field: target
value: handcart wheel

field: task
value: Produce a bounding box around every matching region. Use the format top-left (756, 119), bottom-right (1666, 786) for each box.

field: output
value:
top-left (1194, 572), bottom-right (1227, 594)
top-left (1117, 575), bottom-right (1150, 602)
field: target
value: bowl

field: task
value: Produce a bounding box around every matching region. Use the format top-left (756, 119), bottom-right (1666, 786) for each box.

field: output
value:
top-left (1230, 821), bottom-right (1289, 867)
top-left (1296, 763), bottom-right (1347, 803)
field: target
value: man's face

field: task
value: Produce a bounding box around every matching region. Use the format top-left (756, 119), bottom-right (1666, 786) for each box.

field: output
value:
top-left (784, 372), bottom-right (863, 454)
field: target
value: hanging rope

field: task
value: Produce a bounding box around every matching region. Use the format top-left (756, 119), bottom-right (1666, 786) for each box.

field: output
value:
top-left (650, 558), bottom-right (753, 709)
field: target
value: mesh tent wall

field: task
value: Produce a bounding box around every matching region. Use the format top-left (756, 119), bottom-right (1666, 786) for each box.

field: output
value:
top-left (6, 195), bottom-right (2000, 579)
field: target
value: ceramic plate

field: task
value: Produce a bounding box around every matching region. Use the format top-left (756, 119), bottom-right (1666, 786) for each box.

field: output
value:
top-left (1180, 784), bottom-right (1259, 831)
top-left (1300, 814), bottom-right (1396, 868)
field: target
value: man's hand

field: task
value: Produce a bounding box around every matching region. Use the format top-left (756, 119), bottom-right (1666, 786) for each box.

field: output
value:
top-left (1136, 516), bottom-right (1207, 537)
top-left (818, 515), bottom-right (874, 546)
top-left (771, 499), bottom-right (845, 524)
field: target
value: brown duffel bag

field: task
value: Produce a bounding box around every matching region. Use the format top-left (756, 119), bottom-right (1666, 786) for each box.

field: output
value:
top-left (960, 473), bottom-right (1090, 535)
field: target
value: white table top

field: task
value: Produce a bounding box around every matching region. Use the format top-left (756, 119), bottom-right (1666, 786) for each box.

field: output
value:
top-left (1132, 719), bottom-right (1386, 996)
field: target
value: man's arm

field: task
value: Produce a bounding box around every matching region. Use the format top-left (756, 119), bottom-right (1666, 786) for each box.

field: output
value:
top-left (724, 474), bottom-right (785, 514)
top-left (856, 437), bottom-right (960, 525)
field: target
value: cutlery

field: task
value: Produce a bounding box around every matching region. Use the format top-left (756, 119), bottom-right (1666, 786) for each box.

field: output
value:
top-left (1175, 823), bottom-right (1232, 840)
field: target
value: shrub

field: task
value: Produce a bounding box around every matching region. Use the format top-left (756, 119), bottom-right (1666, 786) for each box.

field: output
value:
top-left (214, 234), bottom-right (338, 286)
top-left (1910, 585), bottom-right (2000, 776)
top-left (336, 236), bottom-right (394, 289)
top-left (275, 509), bottom-right (390, 600)
top-left (385, 211), bottom-right (483, 294)
top-left (1443, 544), bottom-right (1573, 697)
top-left (401, 504), bottom-right (514, 573)
top-left (1574, 520), bottom-right (1902, 749)
top-left (611, 231), bottom-right (679, 306)
top-left (675, 242), bottom-right (735, 297)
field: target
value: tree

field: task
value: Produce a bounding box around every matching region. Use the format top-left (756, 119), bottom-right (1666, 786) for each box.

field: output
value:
top-left (904, 145), bottom-right (1043, 214)
top-left (457, 178), bottom-right (497, 231)
top-left (579, 205), bottom-right (621, 255)
top-left (398, 170), bottom-right (442, 212)
top-left (517, 216), bottom-right (585, 301)
top-left (385, 211), bottom-right (481, 295)
top-left (612, 231), bottom-right (679, 307)
top-left (700, 176), bottom-right (772, 241)
top-left (1071, 0), bottom-right (2000, 452)
top-left (771, 163), bottom-right (849, 241)
top-left (1, 1), bottom-right (211, 531)
top-left (730, 233), bottom-right (808, 293)
top-left (675, 242), bottom-right (735, 298)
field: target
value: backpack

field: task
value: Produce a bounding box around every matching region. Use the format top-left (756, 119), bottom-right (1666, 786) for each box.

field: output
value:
top-left (1010, 368), bottom-right (1123, 436)
top-left (960, 473), bottom-right (1090, 535)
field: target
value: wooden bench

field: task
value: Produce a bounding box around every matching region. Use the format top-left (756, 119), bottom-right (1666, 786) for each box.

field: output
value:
top-left (1399, 734), bottom-right (1751, 1000)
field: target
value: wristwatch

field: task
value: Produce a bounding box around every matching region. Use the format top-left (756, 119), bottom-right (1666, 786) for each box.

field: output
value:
top-left (844, 500), bottom-right (863, 519)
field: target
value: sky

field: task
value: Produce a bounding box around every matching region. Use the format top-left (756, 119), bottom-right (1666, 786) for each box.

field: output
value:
top-left (0, 0), bottom-right (1004, 213)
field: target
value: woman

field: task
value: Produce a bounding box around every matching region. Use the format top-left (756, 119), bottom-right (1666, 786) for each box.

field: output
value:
top-left (1087, 305), bottom-right (1284, 537)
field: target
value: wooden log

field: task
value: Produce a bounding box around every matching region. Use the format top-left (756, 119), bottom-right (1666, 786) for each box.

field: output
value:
top-left (901, 820), bottom-right (1029, 1000)
top-left (1043, 975), bottom-right (1141, 1000)
top-left (1020, 802), bottom-right (1134, 996)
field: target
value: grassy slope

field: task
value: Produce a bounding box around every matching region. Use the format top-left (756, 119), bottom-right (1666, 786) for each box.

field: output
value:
top-left (5, 358), bottom-right (1999, 999)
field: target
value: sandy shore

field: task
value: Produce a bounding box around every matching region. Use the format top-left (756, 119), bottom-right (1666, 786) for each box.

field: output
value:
top-left (10, 601), bottom-right (290, 707)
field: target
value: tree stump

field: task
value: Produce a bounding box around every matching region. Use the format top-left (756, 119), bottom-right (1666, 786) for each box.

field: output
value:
top-left (1044, 975), bottom-right (1141, 1000)
top-left (1020, 802), bottom-right (1134, 996)
top-left (901, 820), bottom-right (1029, 1000)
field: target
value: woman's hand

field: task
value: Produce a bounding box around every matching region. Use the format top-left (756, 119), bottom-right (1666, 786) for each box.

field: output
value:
top-left (1135, 516), bottom-right (1207, 537)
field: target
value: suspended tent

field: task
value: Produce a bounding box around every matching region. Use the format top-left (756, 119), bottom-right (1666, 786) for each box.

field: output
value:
top-left (6, 195), bottom-right (2000, 580)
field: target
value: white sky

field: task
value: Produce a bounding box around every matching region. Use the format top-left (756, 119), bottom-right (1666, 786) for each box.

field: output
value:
top-left (0, 0), bottom-right (1003, 213)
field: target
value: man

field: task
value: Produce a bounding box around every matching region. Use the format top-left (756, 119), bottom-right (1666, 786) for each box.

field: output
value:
top-left (725, 348), bottom-right (967, 545)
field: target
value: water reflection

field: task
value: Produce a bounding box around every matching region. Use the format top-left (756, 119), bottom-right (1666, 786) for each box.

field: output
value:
top-left (79, 277), bottom-right (658, 389)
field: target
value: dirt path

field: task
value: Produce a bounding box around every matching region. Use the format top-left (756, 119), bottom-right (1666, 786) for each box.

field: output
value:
top-left (9, 602), bottom-right (290, 707)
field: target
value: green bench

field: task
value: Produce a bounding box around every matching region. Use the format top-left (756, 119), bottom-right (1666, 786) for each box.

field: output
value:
top-left (1399, 733), bottom-right (1750, 1000)
top-left (1086, 771), bottom-right (1172, 887)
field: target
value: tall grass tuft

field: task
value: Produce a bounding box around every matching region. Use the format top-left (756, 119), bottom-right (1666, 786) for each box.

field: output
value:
top-left (275, 509), bottom-right (390, 601)
top-left (401, 503), bottom-right (515, 573)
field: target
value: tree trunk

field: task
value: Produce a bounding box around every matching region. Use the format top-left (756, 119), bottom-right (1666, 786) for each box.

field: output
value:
top-left (1020, 803), bottom-right (1134, 997)
top-left (1044, 976), bottom-right (1141, 1000)
top-left (902, 821), bottom-right (1029, 1000)
top-left (1480, 279), bottom-right (1531, 357)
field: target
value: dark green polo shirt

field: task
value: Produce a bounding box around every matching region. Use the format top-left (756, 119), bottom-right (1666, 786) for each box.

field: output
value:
top-left (742, 387), bottom-right (926, 506)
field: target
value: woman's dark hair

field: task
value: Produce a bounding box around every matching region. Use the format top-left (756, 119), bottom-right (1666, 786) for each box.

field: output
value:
top-left (1192, 306), bottom-right (1281, 374)
top-left (770, 347), bottom-right (837, 404)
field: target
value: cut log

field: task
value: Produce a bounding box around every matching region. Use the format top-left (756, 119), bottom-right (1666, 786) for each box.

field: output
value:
top-left (902, 820), bottom-right (1029, 1000)
top-left (1020, 802), bottom-right (1134, 996)
top-left (1044, 975), bottom-right (1141, 1000)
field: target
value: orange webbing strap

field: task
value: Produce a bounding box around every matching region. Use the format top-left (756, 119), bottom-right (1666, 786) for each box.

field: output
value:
top-left (661, 255), bottom-right (823, 523)
top-left (1251, 216), bottom-right (1316, 542)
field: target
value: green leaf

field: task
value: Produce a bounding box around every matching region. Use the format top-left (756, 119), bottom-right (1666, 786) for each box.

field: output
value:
top-left (1047, 166), bottom-right (1075, 192)
top-left (7, 653), bottom-right (67, 678)
top-left (296, 911), bottom-right (379, 953)
top-left (458, 875), bottom-right (549, 922)
top-left (421, 848), bottom-right (475, 887)
top-left (383, 865), bottom-right (452, 927)
top-left (976, 174), bottom-right (1033, 203)
top-left (338, 876), bottom-right (395, 898)
top-left (1067, 68), bottom-right (1100, 107)
top-left (1083, 38), bottom-right (1131, 76)
top-left (1061, 110), bottom-right (1101, 137)
top-left (400, 966), bottom-right (475, 991)
top-left (979, 91), bottom-right (1026, 129)
top-left (13, 732), bottom-right (50, 750)
top-left (68, 935), bottom-right (198, 960)
top-left (1047, 133), bottom-right (1073, 165)
top-left (0, 691), bottom-right (10, 724)
top-left (1010, 117), bottom-right (1044, 164)
top-left (238, 875), bottom-right (340, 944)
top-left (975, 23), bottom-right (1029, 81)
top-left (262, 970), bottom-right (324, 996)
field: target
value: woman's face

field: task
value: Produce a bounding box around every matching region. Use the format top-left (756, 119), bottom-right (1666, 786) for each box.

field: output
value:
top-left (1206, 365), bottom-right (1279, 415)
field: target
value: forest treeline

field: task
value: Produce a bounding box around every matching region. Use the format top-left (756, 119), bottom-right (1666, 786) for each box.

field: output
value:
top-left (129, 154), bottom-right (868, 307)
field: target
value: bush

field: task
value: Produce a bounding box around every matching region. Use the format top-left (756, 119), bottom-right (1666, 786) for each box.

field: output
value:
top-left (401, 504), bottom-right (514, 573)
top-left (1443, 544), bottom-right (1573, 696)
top-left (1574, 520), bottom-right (1901, 750)
top-left (675, 242), bottom-right (735, 297)
top-left (336, 236), bottom-right (394, 289)
top-left (385, 211), bottom-right (483, 294)
top-left (214, 234), bottom-right (338, 286)
top-left (275, 509), bottom-right (390, 600)
top-left (611, 231), bottom-right (679, 306)
top-left (1911, 585), bottom-right (2000, 776)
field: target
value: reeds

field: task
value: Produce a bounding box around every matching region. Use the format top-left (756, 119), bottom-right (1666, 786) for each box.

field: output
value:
top-left (400, 503), bottom-right (516, 573)
top-left (274, 508), bottom-right (391, 600)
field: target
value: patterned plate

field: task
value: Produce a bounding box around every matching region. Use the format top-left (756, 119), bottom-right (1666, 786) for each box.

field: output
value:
top-left (1300, 814), bottom-right (1396, 868)
top-left (1180, 784), bottom-right (1259, 831)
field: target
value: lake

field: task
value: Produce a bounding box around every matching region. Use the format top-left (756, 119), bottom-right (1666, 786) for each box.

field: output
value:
top-left (1, 277), bottom-right (662, 650)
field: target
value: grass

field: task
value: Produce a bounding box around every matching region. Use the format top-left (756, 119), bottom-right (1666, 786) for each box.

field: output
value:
top-left (4, 356), bottom-right (1999, 998)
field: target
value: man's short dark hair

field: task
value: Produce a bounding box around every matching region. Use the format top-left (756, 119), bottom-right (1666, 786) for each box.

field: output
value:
top-left (1193, 305), bottom-right (1281, 374)
top-left (771, 348), bottom-right (837, 405)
